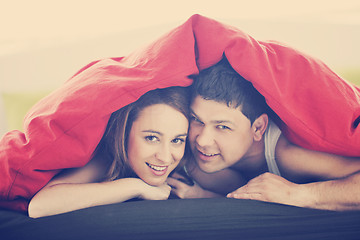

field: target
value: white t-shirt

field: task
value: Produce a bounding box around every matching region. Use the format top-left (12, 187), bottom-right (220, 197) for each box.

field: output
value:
top-left (264, 121), bottom-right (282, 176)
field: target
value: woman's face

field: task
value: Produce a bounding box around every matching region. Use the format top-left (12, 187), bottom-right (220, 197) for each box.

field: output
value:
top-left (127, 104), bottom-right (188, 186)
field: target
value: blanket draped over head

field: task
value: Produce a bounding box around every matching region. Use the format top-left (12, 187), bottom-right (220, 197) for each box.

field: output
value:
top-left (1, 14), bottom-right (360, 212)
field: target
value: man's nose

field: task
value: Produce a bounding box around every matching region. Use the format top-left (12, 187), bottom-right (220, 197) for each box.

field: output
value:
top-left (195, 127), bottom-right (214, 148)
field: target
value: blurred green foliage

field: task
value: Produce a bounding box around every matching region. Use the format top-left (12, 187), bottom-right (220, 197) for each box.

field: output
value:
top-left (2, 92), bottom-right (49, 131)
top-left (338, 68), bottom-right (360, 87)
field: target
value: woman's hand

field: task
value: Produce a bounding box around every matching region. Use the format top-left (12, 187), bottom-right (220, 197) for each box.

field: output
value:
top-left (136, 179), bottom-right (172, 200)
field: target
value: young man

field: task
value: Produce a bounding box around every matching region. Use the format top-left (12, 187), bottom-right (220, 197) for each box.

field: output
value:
top-left (168, 57), bottom-right (360, 211)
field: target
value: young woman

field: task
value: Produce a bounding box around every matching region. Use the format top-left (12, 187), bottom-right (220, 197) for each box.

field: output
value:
top-left (28, 86), bottom-right (191, 218)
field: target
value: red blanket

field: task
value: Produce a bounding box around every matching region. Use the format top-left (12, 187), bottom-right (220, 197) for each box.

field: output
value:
top-left (1, 14), bottom-right (359, 212)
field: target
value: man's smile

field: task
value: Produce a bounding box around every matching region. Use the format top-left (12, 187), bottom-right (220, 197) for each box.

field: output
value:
top-left (195, 148), bottom-right (220, 161)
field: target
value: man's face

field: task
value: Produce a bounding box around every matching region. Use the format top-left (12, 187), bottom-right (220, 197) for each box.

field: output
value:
top-left (189, 96), bottom-right (256, 173)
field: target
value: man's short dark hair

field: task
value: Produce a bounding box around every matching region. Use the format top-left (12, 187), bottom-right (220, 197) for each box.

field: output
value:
top-left (190, 57), bottom-right (270, 123)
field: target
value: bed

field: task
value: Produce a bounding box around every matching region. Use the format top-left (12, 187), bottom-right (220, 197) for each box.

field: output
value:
top-left (1, 14), bottom-right (360, 239)
top-left (1, 198), bottom-right (360, 240)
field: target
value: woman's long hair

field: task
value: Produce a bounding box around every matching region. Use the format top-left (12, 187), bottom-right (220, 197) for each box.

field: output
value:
top-left (93, 86), bottom-right (191, 181)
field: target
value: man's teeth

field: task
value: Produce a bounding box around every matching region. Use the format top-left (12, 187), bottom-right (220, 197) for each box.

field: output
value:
top-left (147, 163), bottom-right (166, 171)
top-left (201, 152), bottom-right (216, 157)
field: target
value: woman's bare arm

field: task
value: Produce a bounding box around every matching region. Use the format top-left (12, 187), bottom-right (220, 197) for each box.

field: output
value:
top-left (28, 157), bottom-right (171, 218)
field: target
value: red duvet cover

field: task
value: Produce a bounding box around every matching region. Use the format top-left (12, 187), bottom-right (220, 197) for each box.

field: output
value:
top-left (1, 14), bottom-right (359, 212)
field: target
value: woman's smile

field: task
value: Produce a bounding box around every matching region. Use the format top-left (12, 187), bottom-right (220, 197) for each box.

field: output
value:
top-left (146, 162), bottom-right (168, 176)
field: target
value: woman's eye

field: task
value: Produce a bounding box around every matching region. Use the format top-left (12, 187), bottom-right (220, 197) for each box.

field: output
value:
top-left (172, 138), bottom-right (185, 144)
top-left (145, 135), bottom-right (158, 142)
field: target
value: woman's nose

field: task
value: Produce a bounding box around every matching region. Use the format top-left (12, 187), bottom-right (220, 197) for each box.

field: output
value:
top-left (155, 144), bottom-right (173, 164)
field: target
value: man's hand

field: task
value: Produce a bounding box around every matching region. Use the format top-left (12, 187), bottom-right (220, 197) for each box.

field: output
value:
top-left (167, 173), bottom-right (221, 198)
top-left (227, 172), bottom-right (309, 207)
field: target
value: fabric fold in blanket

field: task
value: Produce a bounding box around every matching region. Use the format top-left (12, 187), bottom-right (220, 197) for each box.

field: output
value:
top-left (1, 14), bottom-right (359, 212)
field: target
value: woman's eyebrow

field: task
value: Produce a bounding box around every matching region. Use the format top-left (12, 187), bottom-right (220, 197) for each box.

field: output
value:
top-left (142, 131), bottom-right (187, 138)
top-left (176, 133), bottom-right (188, 138)
top-left (142, 130), bottom-right (162, 135)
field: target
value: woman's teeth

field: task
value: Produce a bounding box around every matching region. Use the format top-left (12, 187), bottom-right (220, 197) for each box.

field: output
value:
top-left (147, 163), bottom-right (167, 171)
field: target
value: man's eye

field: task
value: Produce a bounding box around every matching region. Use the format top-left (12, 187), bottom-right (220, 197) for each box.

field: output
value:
top-left (217, 125), bottom-right (231, 130)
top-left (190, 116), bottom-right (202, 124)
top-left (145, 135), bottom-right (158, 142)
top-left (190, 116), bottom-right (197, 121)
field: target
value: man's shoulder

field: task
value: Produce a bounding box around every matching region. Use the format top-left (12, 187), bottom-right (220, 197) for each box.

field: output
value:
top-left (275, 134), bottom-right (295, 159)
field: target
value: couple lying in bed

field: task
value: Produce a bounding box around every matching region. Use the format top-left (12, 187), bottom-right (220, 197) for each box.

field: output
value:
top-left (28, 57), bottom-right (360, 218)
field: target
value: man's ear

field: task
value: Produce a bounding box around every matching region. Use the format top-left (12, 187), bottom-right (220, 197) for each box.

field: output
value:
top-left (252, 114), bottom-right (268, 141)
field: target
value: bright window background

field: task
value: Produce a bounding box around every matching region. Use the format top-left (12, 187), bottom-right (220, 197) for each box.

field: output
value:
top-left (1, 0), bottom-right (360, 91)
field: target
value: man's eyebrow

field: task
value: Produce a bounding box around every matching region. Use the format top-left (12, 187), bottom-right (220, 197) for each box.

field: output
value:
top-left (190, 110), bottom-right (203, 122)
top-left (213, 120), bottom-right (234, 125)
top-left (190, 109), bottom-right (198, 117)
top-left (190, 109), bottom-right (235, 125)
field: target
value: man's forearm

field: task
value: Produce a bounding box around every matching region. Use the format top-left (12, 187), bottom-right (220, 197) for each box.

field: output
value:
top-left (304, 171), bottom-right (360, 211)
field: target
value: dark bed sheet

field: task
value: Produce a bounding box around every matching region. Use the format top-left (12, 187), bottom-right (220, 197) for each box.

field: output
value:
top-left (1, 198), bottom-right (360, 240)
